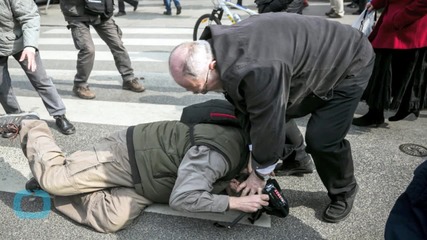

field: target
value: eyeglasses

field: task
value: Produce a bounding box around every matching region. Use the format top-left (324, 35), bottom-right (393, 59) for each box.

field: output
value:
top-left (200, 69), bottom-right (210, 94)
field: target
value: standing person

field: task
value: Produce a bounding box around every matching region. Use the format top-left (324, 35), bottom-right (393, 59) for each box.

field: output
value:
top-left (163, 0), bottom-right (182, 15)
top-left (115, 0), bottom-right (139, 17)
top-left (352, 0), bottom-right (427, 127)
top-left (2, 109), bottom-right (269, 233)
top-left (169, 12), bottom-right (375, 223)
top-left (60, 0), bottom-right (145, 100)
top-left (352, 0), bottom-right (366, 15)
top-left (325, 0), bottom-right (345, 18)
top-left (0, 0), bottom-right (76, 135)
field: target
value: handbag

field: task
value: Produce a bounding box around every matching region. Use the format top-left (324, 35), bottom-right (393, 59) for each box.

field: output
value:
top-left (351, 9), bottom-right (377, 36)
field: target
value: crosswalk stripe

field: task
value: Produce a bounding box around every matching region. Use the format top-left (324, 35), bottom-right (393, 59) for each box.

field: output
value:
top-left (0, 96), bottom-right (183, 126)
top-left (43, 28), bottom-right (194, 35)
top-left (38, 50), bottom-right (168, 62)
top-left (39, 38), bottom-right (189, 46)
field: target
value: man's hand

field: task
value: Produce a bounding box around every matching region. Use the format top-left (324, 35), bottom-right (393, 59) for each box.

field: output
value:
top-left (236, 170), bottom-right (265, 196)
top-left (228, 194), bottom-right (269, 213)
top-left (19, 47), bottom-right (37, 72)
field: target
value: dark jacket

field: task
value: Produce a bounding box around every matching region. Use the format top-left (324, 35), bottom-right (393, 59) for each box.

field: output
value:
top-left (385, 160), bottom-right (427, 239)
top-left (201, 12), bottom-right (375, 168)
top-left (126, 121), bottom-right (249, 203)
top-left (60, 0), bottom-right (114, 22)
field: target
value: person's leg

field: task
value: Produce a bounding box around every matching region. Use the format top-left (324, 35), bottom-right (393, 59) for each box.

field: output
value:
top-left (69, 22), bottom-right (95, 88)
top-left (275, 119), bottom-right (315, 176)
top-left (304, 55), bottom-right (373, 222)
top-left (68, 21), bottom-right (96, 99)
top-left (0, 56), bottom-right (22, 114)
top-left (174, 0), bottom-right (182, 15)
top-left (20, 120), bottom-right (133, 196)
top-left (286, 0), bottom-right (304, 14)
top-left (389, 49), bottom-right (422, 121)
top-left (93, 19), bottom-right (145, 92)
top-left (353, 50), bottom-right (391, 127)
top-left (352, 0), bottom-right (366, 15)
top-left (124, 0), bottom-right (138, 10)
top-left (54, 187), bottom-right (152, 233)
top-left (12, 51), bottom-right (66, 116)
top-left (305, 85), bottom-right (362, 222)
top-left (329, 0), bottom-right (344, 17)
top-left (12, 51), bottom-right (75, 135)
top-left (93, 19), bottom-right (134, 82)
top-left (118, 0), bottom-right (125, 13)
top-left (163, 0), bottom-right (172, 14)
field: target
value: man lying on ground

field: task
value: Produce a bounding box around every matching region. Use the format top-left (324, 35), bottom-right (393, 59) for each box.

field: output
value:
top-left (0, 110), bottom-right (269, 233)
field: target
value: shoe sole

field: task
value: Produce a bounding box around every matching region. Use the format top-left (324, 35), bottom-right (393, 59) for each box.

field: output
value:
top-left (60, 127), bottom-right (76, 135)
top-left (122, 87), bottom-right (145, 92)
top-left (74, 92), bottom-right (96, 99)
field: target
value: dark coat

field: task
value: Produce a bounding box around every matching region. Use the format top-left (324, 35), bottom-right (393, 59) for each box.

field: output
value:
top-left (369, 0), bottom-right (427, 49)
top-left (201, 12), bottom-right (375, 168)
top-left (385, 160), bottom-right (427, 239)
top-left (60, 0), bottom-right (114, 22)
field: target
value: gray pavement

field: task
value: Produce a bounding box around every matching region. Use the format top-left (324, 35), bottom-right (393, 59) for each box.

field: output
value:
top-left (1, 0), bottom-right (426, 239)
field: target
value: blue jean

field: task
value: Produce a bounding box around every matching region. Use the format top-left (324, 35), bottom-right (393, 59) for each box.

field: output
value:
top-left (163, 0), bottom-right (181, 12)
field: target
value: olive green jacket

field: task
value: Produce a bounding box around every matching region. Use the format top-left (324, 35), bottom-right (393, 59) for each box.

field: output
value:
top-left (126, 121), bottom-right (249, 203)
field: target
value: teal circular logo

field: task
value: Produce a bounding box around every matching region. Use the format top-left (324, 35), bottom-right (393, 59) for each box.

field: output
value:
top-left (13, 190), bottom-right (51, 219)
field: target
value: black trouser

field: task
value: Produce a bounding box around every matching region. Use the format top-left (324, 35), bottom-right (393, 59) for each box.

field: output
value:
top-left (118, 0), bottom-right (138, 13)
top-left (287, 59), bottom-right (374, 201)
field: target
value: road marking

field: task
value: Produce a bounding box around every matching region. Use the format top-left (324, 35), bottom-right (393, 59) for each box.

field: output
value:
top-left (37, 50), bottom-right (168, 62)
top-left (0, 96), bottom-right (183, 126)
top-left (38, 38), bottom-right (189, 46)
top-left (43, 28), bottom-right (193, 35)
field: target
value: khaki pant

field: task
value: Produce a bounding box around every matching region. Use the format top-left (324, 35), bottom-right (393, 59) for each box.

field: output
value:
top-left (20, 120), bottom-right (152, 233)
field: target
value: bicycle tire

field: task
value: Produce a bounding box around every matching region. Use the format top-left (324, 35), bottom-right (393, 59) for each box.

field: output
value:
top-left (193, 14), bottom-right (222, 41)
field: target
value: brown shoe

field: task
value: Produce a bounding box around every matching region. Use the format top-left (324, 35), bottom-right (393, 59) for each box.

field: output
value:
top-left (325, 8), bottom-right (335, 16)
top-left (123, 78), bottom-right (145, 92)
top-left (73, 86), bottom-right (96, 99)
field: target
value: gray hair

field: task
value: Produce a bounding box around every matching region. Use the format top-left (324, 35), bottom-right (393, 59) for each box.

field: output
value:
top-left (170, 40), bottom-right (214, 80)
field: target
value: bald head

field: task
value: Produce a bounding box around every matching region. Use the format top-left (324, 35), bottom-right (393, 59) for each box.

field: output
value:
top-left (169, 40), bottom-right (214, 89)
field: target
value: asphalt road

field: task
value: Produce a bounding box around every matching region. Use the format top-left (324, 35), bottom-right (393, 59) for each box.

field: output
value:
top-left (0, 0), bottom-right (426, 239)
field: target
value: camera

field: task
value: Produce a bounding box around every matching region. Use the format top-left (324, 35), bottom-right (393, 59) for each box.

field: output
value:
top-left (248, 178), bottom-right (289, 223)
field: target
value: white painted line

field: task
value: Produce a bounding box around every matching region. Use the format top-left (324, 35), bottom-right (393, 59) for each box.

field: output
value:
top-left (39, 38), bottom-right (188, 46)
top-left (38, 50), bottom-right (168, 62)
top-left (43, 28), bottom-right (193, 35)
top-left (0, 147), bottom-right (33, 193)
top-left (0, 96), bottom-right (183, 126)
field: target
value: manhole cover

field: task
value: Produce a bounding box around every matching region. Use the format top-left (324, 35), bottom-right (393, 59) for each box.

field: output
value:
top-left (399, 143), bottom-right (427, 157)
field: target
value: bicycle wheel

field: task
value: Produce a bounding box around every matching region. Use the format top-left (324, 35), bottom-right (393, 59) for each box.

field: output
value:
top-left (193, 14), bottom-right (221, 41)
